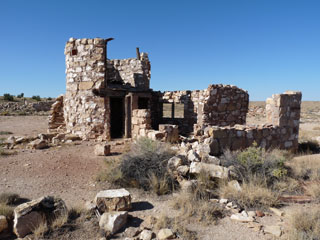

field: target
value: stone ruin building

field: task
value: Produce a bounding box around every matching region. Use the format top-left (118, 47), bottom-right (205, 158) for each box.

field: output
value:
top-left (48, 37), bottom-right (302, 155)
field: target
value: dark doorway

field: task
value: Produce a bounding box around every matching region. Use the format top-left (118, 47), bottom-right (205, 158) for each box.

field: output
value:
top-left (110, 97), bottom-right (124, 138)
top-left (138, 97), bottom-right (149, 109)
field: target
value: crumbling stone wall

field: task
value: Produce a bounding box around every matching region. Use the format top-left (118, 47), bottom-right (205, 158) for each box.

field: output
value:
top-left (153, 85), bottom-right (249, 135)
top-left (201, 91), bottom-right (302, 155)
top-left (64, 38), bottom-right (108, 139)
top-left (107, 53), bottom-right (151, 89)
top-left (48, 95), bottom-right (65, 133)
top-left (131, 109), bottom-right (151, 138)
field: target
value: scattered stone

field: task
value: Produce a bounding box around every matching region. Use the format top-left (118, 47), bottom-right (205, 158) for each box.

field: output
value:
top-left (264, 225), bottom-right (282, 237)
top-left (157, 228), bottom-right (174, 240)
top-left (95, 189), bottom-right (132, 213)
top-left (230, 213), bottom-right (254, 222)
top-left (64, 134), bottom-right (81, 141)
top-left (202, 155), bottom-right (220, 165)
top-left (99, 211), bottom-right (128, 234)
top-left (179, 180), bottom-right (197, 193)
top-left (255, 210), bottom-right (265, 217)
top-left (167, 156), bottom-right (182, 170)
top-left (13, 196), bottom-right (67, 238)
top-left (28, 139), bottom-right (48, 149)
top-left (247, 211), bottom-right (256, 217)
top-left (269, 207), bottom-right (285, 217)
top-left (176, 165), bottom-right (189, 176)
top-left (219, 199), bottom-right (228, 204)
top-left (190, 162), bottom-right (229, 179)
top-left (139, 229), bottom-right (154, 240)
top-left (94, 144), bottom-right (111, 156)
top-left (187, 150), bottom-right (200, 162)
top-left (0, 215), bottom-right (8, 233)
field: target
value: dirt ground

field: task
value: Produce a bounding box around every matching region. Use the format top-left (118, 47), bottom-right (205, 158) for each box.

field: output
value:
top-left (0, 101), bottom-right (320, 239)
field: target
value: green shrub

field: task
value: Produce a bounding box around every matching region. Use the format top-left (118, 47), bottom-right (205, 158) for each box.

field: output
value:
top-left (3, 93), bottom-right (14, 101)
top-left (47, 97), bottom-right (52, 100)
top-left (17, 93), bottom-right (24, 98)
top-left (97, 138), bottom-right (176, 194)
top-left (32, 95), bottom-right (41, 101)
top-left (221, 143), bottom-right (289, 184)
top-left (0, 204), bottom-right (14, 218)
top-left (0, 192), bottom-right (20, 205)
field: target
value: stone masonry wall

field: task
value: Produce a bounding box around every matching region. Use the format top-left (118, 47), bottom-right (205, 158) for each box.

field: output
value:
top-left (107, 53), bottom-right (151, 90)
top-left (131, 109), bottom-right (151, 139)
top-left (154, 84), bottom-right (249, 135)
top-left (201, 91), bottom-right (302, 155)
top-left (64, 38), bottom-right (109, 139)
top-left (48, 95), bottom-right (65, 133)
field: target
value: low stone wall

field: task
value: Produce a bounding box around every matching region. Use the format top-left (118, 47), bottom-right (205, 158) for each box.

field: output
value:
top-left (131, 109), bottom-right (151, 138)
top-left (200, 91), bottom-right (302, 155)
top-left (0, 101), bottom-right (54, 115)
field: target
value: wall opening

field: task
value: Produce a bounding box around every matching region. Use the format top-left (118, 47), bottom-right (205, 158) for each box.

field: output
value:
top-left (110, 97), bottom-right (124, 138)
top-left (138, 97), bottom-right (149, 109)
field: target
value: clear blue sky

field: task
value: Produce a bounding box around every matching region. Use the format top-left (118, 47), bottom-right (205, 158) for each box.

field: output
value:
top-left (0, 0), bottom-right (319, 100)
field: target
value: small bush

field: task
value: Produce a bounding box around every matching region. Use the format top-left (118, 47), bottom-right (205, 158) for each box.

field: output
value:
top-left (298, 140), bottom-right (320, 154)
top-left (0, 204), bottom-right (14, 218)
top-left (17, 93), bottom-right (24, 98)
top-left (221, 143), bottom-right (290, 184)
top-left (32, 95), bottom-right (41, 101)
top-left (98, 138), bottom-right (176, 194)
top-left (3, 93), bottom-right (14, 101)
top-left (218, 177), bottom-right (280, 210)
top-left (288, 210), bottom-right (320, 240)
top-left (0, 192), bottom-right (20, 205)
top-left (306, 182), bottom-right (320, 201)
top-left (0, 131), bottom-right (13, 135)
top-left (47, 97), bottom-right (52, 101)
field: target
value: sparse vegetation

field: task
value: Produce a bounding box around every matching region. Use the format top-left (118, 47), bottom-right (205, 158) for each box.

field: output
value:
top-left (96, 137), bottom-right (176, 195)
top-left (221, 143), bottom-right (290, 184)
top-left (0, 203), bottom-right (14, 218)
top-left (0, 131), bottom-right (13, 135)
top-left (0, 192), bottom-right (20, 205)
top-left (218, 177), bottom-right (280, 209)
top-left (32, 95), bottom-right (41, 101)
top-left (288, 209), bottom-right (320, 240)
top-left (3, 93), bottom-right (14, 101)
top-left (17, 93), bottom-right (24, 98)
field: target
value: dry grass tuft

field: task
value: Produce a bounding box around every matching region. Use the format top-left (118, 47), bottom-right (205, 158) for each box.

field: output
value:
top-left (171, 191), bottom-right (224, 224)
top-left (218, 177), bottom-right (280, 210)
top-left (32, 218), bottom-right (48, 239)
top-left (288, 209), bottom-right (320, 240)
top-left (0, 203), bottom-right (14, 218)
top-left (305, 182), bottom-right (320, 201)
top-left (0, 192), bottom-right (20, 205)
top-left (288, 155), bottom-right (320, 181)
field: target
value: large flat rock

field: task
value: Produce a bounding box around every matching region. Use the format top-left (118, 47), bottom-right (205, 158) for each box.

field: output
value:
top-left (95, 188), bottom-right (132, 213)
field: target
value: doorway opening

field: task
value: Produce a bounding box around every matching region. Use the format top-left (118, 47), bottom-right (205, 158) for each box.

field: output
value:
top-left (110, 97), bottom-right (124, 138)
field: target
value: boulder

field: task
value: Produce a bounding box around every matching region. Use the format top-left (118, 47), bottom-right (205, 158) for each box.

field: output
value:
top-left (13, 196), bottom-right (67, 238)
top-left (94, 144), bottom-right (111, 156)
top-left (202, 155), bottom-right (220, 165)
top-left (158, 124), bottom-right (179, 143)
top-left (95, 189), bottom-right (132, 213)
top-left (28, 139), bottom-right (48, 149)
top-left (187, 150), bottom-right (200, 162)
top-left (157, 228), bottom-right (174, 240)
top-left (139, 229), bottom-right (154, 240)
top-left (99, 211), bottom-right (128, 234)
top-left (189, 162), bottom-right (229, 179)
top-left (0, 215), bottom-right (8, 233)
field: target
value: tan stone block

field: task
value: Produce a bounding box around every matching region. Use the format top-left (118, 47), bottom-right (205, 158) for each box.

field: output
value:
top-left (79, 81), bottom-right (94, 90)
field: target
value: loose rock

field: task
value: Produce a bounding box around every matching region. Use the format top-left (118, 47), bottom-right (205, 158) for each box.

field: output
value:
top-left (95, 189), bottom-right (132, 213)
top-left (99, 211), bottom-right (128, 234)
top-left (157, 228), bottom-right (175, 240)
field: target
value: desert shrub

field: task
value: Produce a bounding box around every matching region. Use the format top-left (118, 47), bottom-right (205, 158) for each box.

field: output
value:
top-left (17, 93), bottom-right (24, 98)
top-left (218, 177), bottom-right (280, 210)
top-left (32, 95), bottom-right (41, 101)
top-left (0, 131), bottom-right (13, 135)
top-left (0, 192), bottom-right (20, 205)
top-left (298, 140), bottom-right (320, 154)
top-left (97, 138), bottom-right (176, 194)
top-left (305, 182), bottom-right (320, 201)
top-left (0, 204), bottom-right (14, 218)
top-left (221, 143), bottom-right (289, 184)
top-left (288, 210), bottom-right (320, 240)
top-left (272, 178), bottom-right (302, 195)
top-left (289, 155), bottom-right (320, 181)
top-left (47, 97), bottom-right (52, 100)
top-left (3, 93), bottom-right (14, 101)
top-left (192, 170), bottom-right (219, 200)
